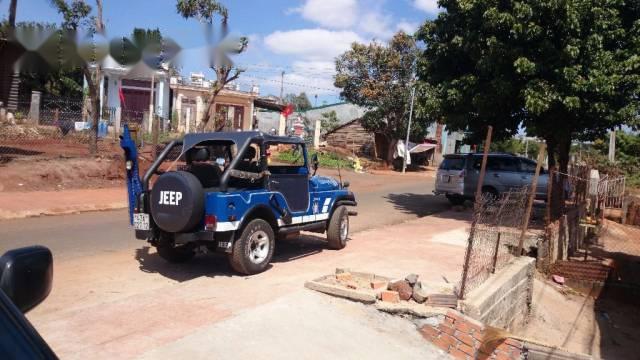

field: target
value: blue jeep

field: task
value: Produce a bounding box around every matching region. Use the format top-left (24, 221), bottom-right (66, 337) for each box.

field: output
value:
top-left (120, 127), bottom-right (357, 274)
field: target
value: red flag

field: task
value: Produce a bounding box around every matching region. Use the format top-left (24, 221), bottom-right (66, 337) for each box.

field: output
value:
top-left (119, 85), bottom-right (126, 109)
top-left (282, 104), bottom-right (294, 117)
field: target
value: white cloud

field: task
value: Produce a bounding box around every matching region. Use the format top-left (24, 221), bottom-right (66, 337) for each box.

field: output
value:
top-left (414, 0), bottom-right (440, 14)
top-left (358, 11), bottom-right (394, 39)
top-left (293, 0), bottom-right (358, 29)
top-left (264, 28), bottom-right (364, 60)
top-left (396, 20), bottom-right (420, 34)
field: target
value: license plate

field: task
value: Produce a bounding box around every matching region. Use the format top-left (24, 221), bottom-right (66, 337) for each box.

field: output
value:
top-left (133, 213), bottom-right (150, 231)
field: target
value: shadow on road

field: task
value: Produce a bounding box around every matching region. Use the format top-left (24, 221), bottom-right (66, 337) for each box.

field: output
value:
top-left (385, 192), bottom-right (452, 217)
top-left (135, 246), bottom-right (236, 282)
top-left (134, 234), bottom-right (336, 281)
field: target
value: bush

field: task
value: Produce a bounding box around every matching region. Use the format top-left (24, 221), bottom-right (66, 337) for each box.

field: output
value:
top-left (277, 149), bottom-right (353, 169)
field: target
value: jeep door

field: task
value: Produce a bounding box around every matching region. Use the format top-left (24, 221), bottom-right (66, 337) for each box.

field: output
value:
top-left (266, 143), bottom-right (310, 213)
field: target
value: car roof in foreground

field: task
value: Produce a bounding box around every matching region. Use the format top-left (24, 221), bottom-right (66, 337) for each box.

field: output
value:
top-left (444, 152), bottom-right (520, 158)
top-left (182, 131), bottom-right (305, 153)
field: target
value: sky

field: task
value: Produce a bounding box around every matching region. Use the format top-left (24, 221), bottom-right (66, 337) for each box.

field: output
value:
top-left (3, 0), bottom-right (441, 105)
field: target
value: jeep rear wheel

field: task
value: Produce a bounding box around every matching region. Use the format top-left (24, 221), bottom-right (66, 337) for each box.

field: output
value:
top-left (157, 244), bottom-right (195, 263)
top-left (327, 205), bottom-right (349, 250)
top-left (228, 219), bottom-right (275, 275)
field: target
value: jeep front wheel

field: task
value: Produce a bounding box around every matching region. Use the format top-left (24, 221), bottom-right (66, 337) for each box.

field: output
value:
top-left (228, 219), bottom-right (275, 275)
top-left (327, 205), bottom-right (349, 250)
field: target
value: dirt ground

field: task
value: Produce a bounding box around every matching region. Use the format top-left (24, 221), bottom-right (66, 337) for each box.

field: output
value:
top-left (520, 220), bottom-right (640, 359)
top-left (0, 141), bottom-right (434, 193)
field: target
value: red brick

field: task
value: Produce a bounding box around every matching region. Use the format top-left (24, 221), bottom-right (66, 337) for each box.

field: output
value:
top-left (472, 328), bottom-right (486, 341)
top-left (496, 342), bottom-right (513, 353)
top-left (457, 342), bottom-right (476, 356)
top-left (449, 349), bottom-right (471, 360)
top-left (432, 336), bottom-right (452, 351)
top-left (447, 310), bottom-right (465, 322)
top-left (509, 348), bottom-right (522, 359)
top-left (370, 280), bottom-right (387, 289)
top-left (504, 338), bottom-right (523, 348)
top-left (419, 325), bottom-right (440, 340)
top-left (455, 331), bottom-right (475, 347)
top-left (444, 317), bottom-right (455, 326)
top-left (479, 342), bottom-right (498, 355)
top-left (495, 351), bottom-right (515, 360)
top-left (456, 318), bottom-right (485, 334)
top-left (438, 323), bottom-right (456, 336)
top-left (336, 272), bottom-right (353, 282)
top-left (437, 333), bottom-right (459, 348)
top-left (380, 290), bottom-right (400, 303)
top-left (388, 279), bottom-right (413, 301)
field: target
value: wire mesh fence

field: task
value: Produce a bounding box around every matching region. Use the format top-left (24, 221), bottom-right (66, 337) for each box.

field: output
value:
top-left (458, 186), bottom-right (530, 299)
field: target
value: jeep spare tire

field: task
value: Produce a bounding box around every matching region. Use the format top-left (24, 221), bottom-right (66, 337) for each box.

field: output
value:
top-left (150, 171), bottom-right (204, 233)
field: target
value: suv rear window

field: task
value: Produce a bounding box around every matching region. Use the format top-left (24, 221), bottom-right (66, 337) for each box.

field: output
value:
top-left (440, 157), bottom-right (466, 171)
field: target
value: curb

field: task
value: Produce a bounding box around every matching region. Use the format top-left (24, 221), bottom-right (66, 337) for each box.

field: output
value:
top-left (0, 202), bottom-right (128, 221)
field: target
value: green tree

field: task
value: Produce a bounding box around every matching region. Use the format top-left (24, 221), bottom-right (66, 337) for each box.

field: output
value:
top-left (335, 31), bottom-right (427, 163)
top-left (417, 0), bottom-right (640, 218)
top-left (176, 0), bottom-right (247, 132)
top-left (284, 92), bottom-right (312, 112)
top-left (48, 0), bottom-right (104, 154)
top-left (320, 110), bottom-right (340, 134)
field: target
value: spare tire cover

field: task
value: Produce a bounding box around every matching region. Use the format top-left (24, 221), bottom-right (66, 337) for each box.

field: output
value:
top-left (150, 171), bottom-right (204, 233)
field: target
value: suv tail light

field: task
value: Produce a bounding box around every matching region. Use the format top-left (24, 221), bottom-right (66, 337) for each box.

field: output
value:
top-left (459, 169), bottom-right (466, 178)
top-left (205, 214), bottom-right (217, 231)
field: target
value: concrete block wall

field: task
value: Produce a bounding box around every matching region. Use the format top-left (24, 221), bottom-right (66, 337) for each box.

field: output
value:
top-left (462, 257), bottom-right (535, 331)
top-left (419, 310), bottom-right (524, 360)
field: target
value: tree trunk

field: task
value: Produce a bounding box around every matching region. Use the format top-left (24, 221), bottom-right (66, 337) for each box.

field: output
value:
top-left (546, 136), bottom-right (571, 221)
top-left (385, 138), bottom-right (397, 169)
top-left (8, 0), bottom-right (17, 27)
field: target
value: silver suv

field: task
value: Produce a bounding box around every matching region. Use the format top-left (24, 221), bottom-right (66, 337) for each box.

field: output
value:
top-left (434, 153), bottom-right (548, 205)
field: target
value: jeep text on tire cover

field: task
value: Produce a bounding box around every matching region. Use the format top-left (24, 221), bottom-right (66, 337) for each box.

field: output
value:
top-left (120, 127), bottom-right (357, 275)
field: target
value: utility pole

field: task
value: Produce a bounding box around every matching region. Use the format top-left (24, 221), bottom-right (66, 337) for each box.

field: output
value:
top-left (608, 129), bottom-right (616, 163)
top-left (402, 86), bottom-right (416, 174)
top-left (279, 71), bottom-right (285, 104)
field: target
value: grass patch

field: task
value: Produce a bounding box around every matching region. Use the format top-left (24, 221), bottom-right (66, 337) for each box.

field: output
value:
top-left (277, 149), bottom-right (354, 169)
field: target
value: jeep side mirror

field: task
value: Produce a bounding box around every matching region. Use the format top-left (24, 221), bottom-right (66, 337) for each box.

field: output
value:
top-left (0, 246), bottom-right (53, 313)
top-left (311, 153), bottom-right (319, 175)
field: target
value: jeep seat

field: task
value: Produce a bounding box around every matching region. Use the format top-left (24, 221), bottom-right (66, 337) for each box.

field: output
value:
top-left (187, 148), bottom-right (222, 188)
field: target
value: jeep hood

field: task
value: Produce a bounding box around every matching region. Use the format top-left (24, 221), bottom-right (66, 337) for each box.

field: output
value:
top-left (310, 175), bottom-right (340, 191)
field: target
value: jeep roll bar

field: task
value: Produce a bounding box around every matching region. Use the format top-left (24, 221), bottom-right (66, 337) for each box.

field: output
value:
top-left (143, 140), bottom-right (182, 191)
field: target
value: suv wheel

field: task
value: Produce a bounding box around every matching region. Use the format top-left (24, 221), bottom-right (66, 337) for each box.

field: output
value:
top-left (327, 205), bottom-right (349, 250)
top-left (229, 219), bottom-right (275, 275)
top-left (157, 244), bottom-right (195, 263)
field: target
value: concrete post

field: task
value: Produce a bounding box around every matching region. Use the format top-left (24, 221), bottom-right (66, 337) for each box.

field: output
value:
top-left (148, 104), bottom-right (154, 133)
top-left (29, 91), bottom-right (41, 124)
top-left (185, 107), bottom-right (191, 134)
top-left (314, 119), bottom-right (321, 149)
top-left (114, 107), bottom-right (121, 137)
top-left (278, 113), bottom-right (286, 136)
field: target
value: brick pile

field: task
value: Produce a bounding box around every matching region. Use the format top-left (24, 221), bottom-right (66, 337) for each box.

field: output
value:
top-left (419, 310), bottom-right (524, 360)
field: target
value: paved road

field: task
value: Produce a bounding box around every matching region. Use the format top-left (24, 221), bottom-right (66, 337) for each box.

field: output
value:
top-left (0, 174), bottom-right (466, 359)
top-left (0, 179), bottom-right (448, 260)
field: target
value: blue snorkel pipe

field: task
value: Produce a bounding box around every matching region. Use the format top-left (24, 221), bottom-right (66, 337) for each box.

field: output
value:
top-left (119, 125), bottom-right (143, 225)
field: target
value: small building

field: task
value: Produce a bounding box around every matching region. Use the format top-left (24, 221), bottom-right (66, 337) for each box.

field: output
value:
top-left (170, 74), bottom-right (261, 133)
top-left (324, 119), bottom-right (375, 155)
top-left (99, 55), bottom-right (171, 124)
